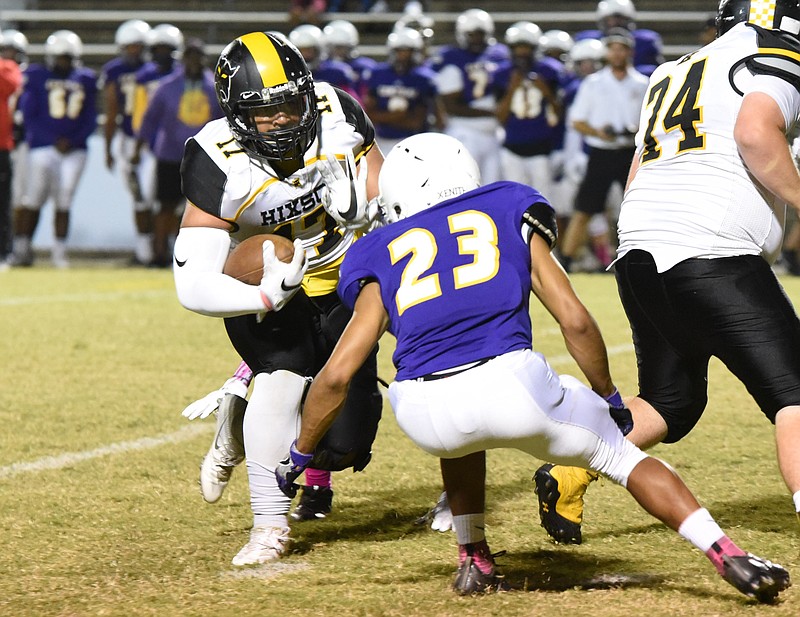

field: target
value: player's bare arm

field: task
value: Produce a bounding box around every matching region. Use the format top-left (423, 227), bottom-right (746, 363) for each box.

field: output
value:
top-left (528, 234), bottom-right (615, 397)
top-left (734, 91), bottom-right (800, 211)
top-left (180, 200), bottom-right (233, 231)
top-left (295, 282), bottom-right (389, 453)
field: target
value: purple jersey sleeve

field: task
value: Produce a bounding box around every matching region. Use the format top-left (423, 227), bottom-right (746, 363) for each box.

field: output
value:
top-left (339, 181), bottom-right (552, 380)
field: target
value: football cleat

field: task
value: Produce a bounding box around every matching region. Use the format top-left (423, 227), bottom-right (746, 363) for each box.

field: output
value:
top-left (199, 393), bottom-right (246, 503)
top-left (534, 463), bottom-right (599, 544)
top-left (290, 485), bottom-right (333, 521)
top-left (231, 525), bottom-right (291, 566)
top-left (721, 553), bottom-right (791, 603)
top-left (453, 543), bottom-right (509, 595)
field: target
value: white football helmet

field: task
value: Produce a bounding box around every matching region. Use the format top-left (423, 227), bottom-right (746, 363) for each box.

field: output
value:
top-left (115, 19), bottom-right (150, 47)
top-left (505, 21), bottom-right (542, 47)
top-left (569, 38), bottom-right (606, 63)
top-left (149, 24), bottom-right (184, 52)
top-left (388, 27), bottom-right (424, 51)
top-left (323, 20), bottom-right (359, 49)
top-left (45, 30), bottom-right (83, 61)
top-left (455, 8), bottom-right (494, 48)
top-left (1, 29), bottom-right (29, 55)
top-left (539, 30), bottom-right (574, 58)
top-left (597, 0), bottom-right (637, 21)
top-left (289, 24), bottom-right (326, 52)
top-left (379, 133), bottom-right (481, 224)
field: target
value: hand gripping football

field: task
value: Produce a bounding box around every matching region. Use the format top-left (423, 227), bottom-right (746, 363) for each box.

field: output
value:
top-left (223, 233), bottom-right (295, 285)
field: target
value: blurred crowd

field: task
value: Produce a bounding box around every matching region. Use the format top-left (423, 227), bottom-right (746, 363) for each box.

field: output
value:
top-left (0, 0), bottom-right (745, 272)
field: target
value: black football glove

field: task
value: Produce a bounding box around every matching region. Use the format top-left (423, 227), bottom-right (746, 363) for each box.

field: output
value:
top-left (605, 388), bottom-right (634, 436)
top-left (275, 440), bottom-right (314, 498)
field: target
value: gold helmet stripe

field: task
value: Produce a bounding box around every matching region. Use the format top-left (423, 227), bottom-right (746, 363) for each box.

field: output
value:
top-left (239, 32), bottom-right (287, 88)
top-left (749, 0), bottom-right (777, 28)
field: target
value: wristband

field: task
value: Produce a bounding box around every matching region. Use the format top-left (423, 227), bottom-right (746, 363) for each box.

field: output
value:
top-left (604, 387), bottom-right (624, 408)
top-left (289, 439), bottom-right (313, 469)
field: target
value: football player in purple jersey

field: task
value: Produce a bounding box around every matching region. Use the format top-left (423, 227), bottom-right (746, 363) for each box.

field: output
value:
top-left (276, 133), bottom-right (790, 601)
top-left (10, 30), bottom-right (97, 268)
top-left (363, 27), bottom-right (438, 154)
top-left (430, 8), bottom-right (508, 184)
top-left (100, 19), bottom-right (152, 265)
top-left (289, 24), bottom-right (360, 101)
top-left (324, 20), bottom-right (378, 100)
top-left (574, 0), bottom-right (664, 76)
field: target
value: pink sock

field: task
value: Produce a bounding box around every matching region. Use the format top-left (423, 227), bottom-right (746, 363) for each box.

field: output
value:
top-left (458, 539), bottom-right (494, 575)
top-left (706, 536), bottom-right (746, 575)
top-left (304, 468), bottom-right (332, 489)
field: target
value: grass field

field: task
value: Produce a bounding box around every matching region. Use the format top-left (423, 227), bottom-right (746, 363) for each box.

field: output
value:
top-left (1, 264), bottom-right (799, 616)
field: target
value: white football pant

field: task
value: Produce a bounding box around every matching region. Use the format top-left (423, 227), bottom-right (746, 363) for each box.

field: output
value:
top-left (19, 145), bottom-right (87, 211)
top-left (389, 349), bottom-right (647, 487)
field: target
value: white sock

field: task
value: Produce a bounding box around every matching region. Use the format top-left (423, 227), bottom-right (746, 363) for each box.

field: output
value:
top-left (677, 508), bottom-right (724, 553)
top-left (793, 490), bottom-right (800, 513)
top-left (14, 236), bottom-right (31, 255)
top-left (453, 513), bottom-right (485, 545)
top-left (52, 239), bottom-right (67, 261)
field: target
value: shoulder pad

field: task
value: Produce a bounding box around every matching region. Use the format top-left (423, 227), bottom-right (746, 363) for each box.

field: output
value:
top-left (522, 201), bottom-right (558, 249)
top-left (742, 24), bottom-right (800, 91)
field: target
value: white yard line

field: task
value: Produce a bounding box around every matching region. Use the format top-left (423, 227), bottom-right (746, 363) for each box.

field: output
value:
top-left (0, 423), bottom-right (209, 480)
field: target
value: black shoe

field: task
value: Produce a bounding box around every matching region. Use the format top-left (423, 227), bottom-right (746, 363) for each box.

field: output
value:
top-left (290, 485), bottom-right (333, 521)
top-left (721, 553), bottom-right (791, 603)
top-left (452, 548), bottom-right (508, 595)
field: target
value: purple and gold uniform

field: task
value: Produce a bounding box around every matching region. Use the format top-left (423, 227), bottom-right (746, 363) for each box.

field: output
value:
top-left (365, 61), bottom-right (437, 141)
top-left (99, 56), bottom-right (144, 138)
top-left (19, 63), bottom-right (97, 149)
top-left (339, 181), bottom-right (548, 380)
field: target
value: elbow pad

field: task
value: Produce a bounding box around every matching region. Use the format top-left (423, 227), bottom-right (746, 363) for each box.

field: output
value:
top-left (173, 227), bottom-right (266, 317)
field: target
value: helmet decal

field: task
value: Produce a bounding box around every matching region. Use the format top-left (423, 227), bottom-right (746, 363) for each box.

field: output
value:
top-left (216, 56), bottom-right (240, 105)
top-left (240, 32), bottom-right (288, 89)
top-left (750, 0), bottom-right (778, 27)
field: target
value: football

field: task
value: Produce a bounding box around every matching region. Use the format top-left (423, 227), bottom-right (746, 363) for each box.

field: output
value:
top-left (223, 233), bottom-right (295, 285)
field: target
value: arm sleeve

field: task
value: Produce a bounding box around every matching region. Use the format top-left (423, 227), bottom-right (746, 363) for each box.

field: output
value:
top-left (173, 226), bottom-right (267, 317)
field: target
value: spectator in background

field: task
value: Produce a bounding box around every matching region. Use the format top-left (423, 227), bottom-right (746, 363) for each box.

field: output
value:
top-left (130, 23), bottom-right (183, 267)
top-left (363, 27), bottom-right (438, 153)
top-left (100, 19), bottom-right (152, 266)
top-left (289, 0), bottom-right (327, 28)
top-left (133, 38), bottom-right (221, 268)
top-left (0, 32), bottom-right (22, 270)
top-left (289, 24), bottom-right (360, 100)
top-left (556, 28), bottom-right (647, 273)
top-left (2, 29), bottom-right (30, 247)
top-left (11, 30), bottom-right (97, 269)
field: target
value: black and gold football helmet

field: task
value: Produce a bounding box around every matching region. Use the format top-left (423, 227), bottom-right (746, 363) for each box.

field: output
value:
top-left (717, 0), bottom-right (800, 36)
top-left (215, 31), bottom-right (318, 163)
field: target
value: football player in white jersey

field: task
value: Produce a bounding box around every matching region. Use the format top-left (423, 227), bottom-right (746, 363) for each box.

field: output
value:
top-left (173, 31), bottom-right (384, 566)
top-left (536, 0), bottom-right (800, 551)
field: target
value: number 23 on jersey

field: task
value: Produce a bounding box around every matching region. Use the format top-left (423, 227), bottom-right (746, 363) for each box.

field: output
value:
top-left (388, 210), bottom-right (500, 316)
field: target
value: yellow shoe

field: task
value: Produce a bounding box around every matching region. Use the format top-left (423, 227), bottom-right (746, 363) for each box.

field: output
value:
top-left (533, 464), bottom-right (598, 544)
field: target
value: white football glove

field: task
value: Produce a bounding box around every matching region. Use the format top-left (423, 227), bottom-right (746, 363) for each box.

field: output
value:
top-left (319, 151), bottom-right (371, 231)
top-left (414, 491), bottom-right (454, 532)
top-left (181, 377), bottom-right (249, 421)
top-left (259, 238), bottom-right (308, 312)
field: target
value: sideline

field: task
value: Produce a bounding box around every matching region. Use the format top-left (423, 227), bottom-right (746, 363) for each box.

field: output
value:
top-left (0, 423), bottom-right (210, 480)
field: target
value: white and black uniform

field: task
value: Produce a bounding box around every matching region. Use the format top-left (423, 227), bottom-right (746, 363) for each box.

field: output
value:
top-left (614, 22), bottom-right (800, 442)
top-left (177, 84), bottom-right (382, 524)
